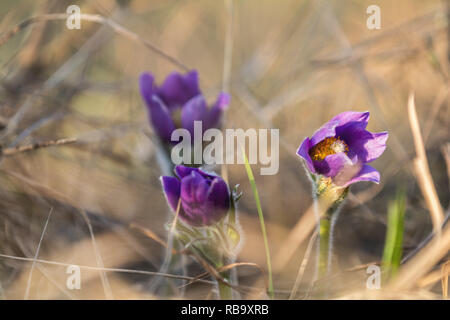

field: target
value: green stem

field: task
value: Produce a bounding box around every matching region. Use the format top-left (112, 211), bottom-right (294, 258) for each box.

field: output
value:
top-left (242, 149), bottom-right (274, 299)
top-left (218, 270), bottom-right (232, 300)
top-left (318, 217), bottom-right (331, 278)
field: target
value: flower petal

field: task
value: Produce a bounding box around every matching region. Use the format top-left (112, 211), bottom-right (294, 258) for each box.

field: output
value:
top-left (330, 111), bottom-right (370, 128)
top-left (207, 177), bottom-right (230, 210)
top-left (297, 137), bottom-right (316, 173)
top-left (203, 177), bottom-right (230, 224)
top-left (179, 171), bottom-right (210, 226)
top-left (338, 124), bottom-right (388, 163)
top-left (207, 92), bottom-right (230, 129)
top-left (175, 165), bottom-right (198, 179)
top-left (310, 119), bottom-right (340, 146)
top-left (160, 176), bottom-right (181, 212)
top-left (361, 131), bottom-right (388, 163)
top-left (157, 70), bottom-right (201, 109)
top-left (314, 152), bottom-right (353, 178)
top-left (342, 164), bottom-right (380, 187)
top-left (139, 72), bottom-right (156, 106)
top-left (179, 173), bottom-right (229, 226)
top-left (140, 73), bottom-right (176, 142)
top-left (148, 96), bottom-right (176, 142)
top-left (181, 95), bottom-right (209, 136)
top-left (174, 165), bottom-right (217, 180)
top-left (310, 111), bottom-right (370, 146)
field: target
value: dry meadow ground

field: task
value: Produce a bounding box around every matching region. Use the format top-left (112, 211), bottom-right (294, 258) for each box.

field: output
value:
top-left (0, 0), bottom-right (448, 299)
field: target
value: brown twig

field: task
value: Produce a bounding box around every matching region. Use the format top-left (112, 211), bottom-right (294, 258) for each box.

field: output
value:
top-left (1, 137), bottom-right (77, 156)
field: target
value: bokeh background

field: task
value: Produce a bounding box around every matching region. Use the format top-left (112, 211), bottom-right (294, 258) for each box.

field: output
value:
top-left (0, 0), bottom-right (448, 299)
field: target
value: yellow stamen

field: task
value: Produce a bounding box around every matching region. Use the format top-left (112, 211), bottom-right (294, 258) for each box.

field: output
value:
top-left (309, 137), bottom-right (349, 161)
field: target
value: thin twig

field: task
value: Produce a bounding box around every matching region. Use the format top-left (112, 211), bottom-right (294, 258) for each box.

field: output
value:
top-left (2, 137), bottom-right (77, 156)
top-left (80, 209), bottom-right (114, 300)
top-left (24, 207), bottom-right (53, 300)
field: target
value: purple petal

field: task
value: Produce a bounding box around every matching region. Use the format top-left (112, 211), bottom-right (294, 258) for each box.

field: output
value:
top-left (310, 119), bottom-right (340, 146)
top-left (361, 131), bottom-right (388, 163)
top-left (179, 171), bottom-right (211, 226)
top-left (338, 124), bottom-right (388, 163)
top-left (314, 152), bottom-right (353, 178)
top-left (156, 70), bottom-right (201, 109)
top-left (148, 96), bottom-right (176, 142)
top-left (139, 72), bottom-right (156, 106)
top-left (181, 171), bottom-right (209, 204)
top-left (206, 92), bottom-right (230, 129)
top-left (330, 111), bottom-right (370, 128)
top-left (140, 73), bottom-right (176, 142)
top-left (174, 165), bottom-right (217, 180)
top-left (207, 177), bottom-right (230, 209)
top-left (175, 166), bottom-right (198, 179)
top-left (179, 173), bottom-right (229, 226)
top-left (342, 164), bottom-right (380, 187)
top-left (181, 95), bottom-right (209, 136)
top-left (204, 177), bottom-right (230, 222)
top-left (297, 137), bottom-right (316, 173)
top-left (160, 176), bottom-right (181, 212)
top-left (310, 111), bottom-right (370, 146)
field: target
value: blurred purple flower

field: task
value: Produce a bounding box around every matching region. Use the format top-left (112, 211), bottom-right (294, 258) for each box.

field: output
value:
top-left (161, 165), bottom-right (230, 227)
top-left (297, 111), bottom-right (388, 187)
top-left (139, 70), bottom-right (230, 143)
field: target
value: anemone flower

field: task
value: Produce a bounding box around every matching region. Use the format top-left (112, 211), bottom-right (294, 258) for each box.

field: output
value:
top-left (297, 111), bottom-right (388, 187)
top-left (160, 165), bottom-right (230, 227)
top-left (296, 111), bottom-right (388, 282)
top-left (139, 70), bottom-right (230, 143)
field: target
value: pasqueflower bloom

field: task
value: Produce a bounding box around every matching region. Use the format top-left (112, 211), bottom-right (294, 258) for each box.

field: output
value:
top-left (139, 70), bottom-right (230, 143)
top-left (297, 111), bottom-right (388, 187)
top-left (161, 165), bottom-right (230, 227)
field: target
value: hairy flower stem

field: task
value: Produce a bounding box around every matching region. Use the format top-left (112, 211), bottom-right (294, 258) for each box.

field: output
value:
top-left (218, 270), bottom-right (233, 300)
top-left (313, 179), bottom-right (348, 296)
top-left (318, 216), bottom-right (331, 278)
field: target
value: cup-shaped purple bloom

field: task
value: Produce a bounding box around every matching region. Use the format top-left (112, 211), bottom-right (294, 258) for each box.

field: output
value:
top-left (297, 111), bottom-right (388, 187)
top-left (139, 70), bottom-right (230, 143)
top-left (160, 165), bottom-right (230, 227)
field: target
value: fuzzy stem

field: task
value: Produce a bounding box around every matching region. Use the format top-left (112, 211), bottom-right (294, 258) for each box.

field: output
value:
top-left (218, 271), bottom-right (232, 300)
top-left (318, 217), bottom-right (331, 278)
top-left (313, 181), bottom-right (348, 296)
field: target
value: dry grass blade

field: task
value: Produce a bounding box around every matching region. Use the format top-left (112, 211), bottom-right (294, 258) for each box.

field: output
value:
top-left (289, 229), bottom-right (318, 300)
top-left (442, 260), bottom-right (450, 299)
top-left (407, 93), bottom-right (444, 233)
top-left (24, 208), bottom-right (53, 300)
top-left (273, 203), bottom-right (316, 272)
top-left (80, 209), bottom-right (113, 300)
top-left (130, 223), bottom-right (172, 252)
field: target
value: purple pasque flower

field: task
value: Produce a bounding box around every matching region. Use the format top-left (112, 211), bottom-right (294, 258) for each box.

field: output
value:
top-left (160, 165), bottom-right (230, 227)
top-left (297, 111), bottom-right (388, 187)
top-left (139, 70), bottom-right (230, 143)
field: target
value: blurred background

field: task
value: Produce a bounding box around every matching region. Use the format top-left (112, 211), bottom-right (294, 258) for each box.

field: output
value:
top-left (0, 0), bottom-right (448, 299)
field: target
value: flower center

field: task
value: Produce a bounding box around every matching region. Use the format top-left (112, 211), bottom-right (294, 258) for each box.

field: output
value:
top-left (309, 137), bottom-right (349, 161)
